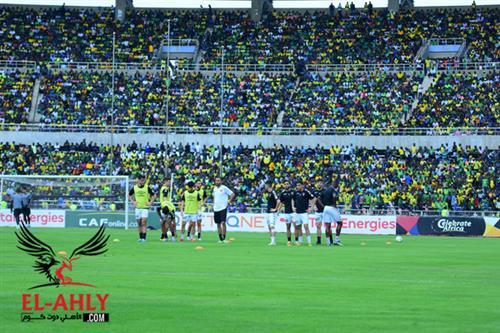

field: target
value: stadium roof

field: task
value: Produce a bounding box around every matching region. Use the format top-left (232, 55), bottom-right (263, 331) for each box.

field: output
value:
top-left (0, 0), bottom-right (498, 7)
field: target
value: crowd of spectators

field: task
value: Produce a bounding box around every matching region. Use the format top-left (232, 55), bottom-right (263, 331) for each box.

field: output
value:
top-left (37, 70), bottom-right (296, 127)
top-left (1, 141), bottom-right (497, 213)
top-left (0, 70), bottom-right (35, 123)
top-left (0, 6), bottom-right (497, 64)
top-left (200, 7), bottom-right (499, 64)
top-left (0, 7), bottom-right (207, 63)
top-left (284, 71), bottom-right (421, 128)
top-left (408, 71), bottom-right (499, 128)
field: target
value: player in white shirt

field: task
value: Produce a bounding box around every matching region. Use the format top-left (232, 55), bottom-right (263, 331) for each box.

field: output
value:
top-left (213, 177), bottom-right (235, 243)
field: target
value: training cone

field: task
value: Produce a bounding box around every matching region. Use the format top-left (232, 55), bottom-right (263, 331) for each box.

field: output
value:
top-left (360, 242), bottom-right (366, 246)
top-left (195, 246), bottom-right (204, 251)
top-left (386, 241), bottom-right (392, 245)
top-left (229, 237), bottom-right (236, 241)
top-left (113, 238), bottom-right (120, 243)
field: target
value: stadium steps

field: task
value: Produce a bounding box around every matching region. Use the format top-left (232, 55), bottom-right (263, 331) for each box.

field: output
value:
top-left (28, 78), bottom-right (42, 123)
top-left (404, 74), bottom-right (436, 122)
top-left (276, 76), bottom-right (301, 127)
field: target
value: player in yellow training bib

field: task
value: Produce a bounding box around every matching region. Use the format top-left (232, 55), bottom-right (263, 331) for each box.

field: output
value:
top-left (190, 180), bottom-right (208, 241)
top-left (157, 177), bottom-right (177, 242)
top-left (179, 181), bottom-right (201, 242)
top-left (129, 174), bottom-right (156, 243)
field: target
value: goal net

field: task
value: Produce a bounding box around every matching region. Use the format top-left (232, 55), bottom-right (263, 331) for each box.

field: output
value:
top-left (0, 175), bottom-right (131, 229)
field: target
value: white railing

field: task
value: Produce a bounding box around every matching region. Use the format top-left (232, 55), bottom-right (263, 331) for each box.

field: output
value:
top-left (307, 63), bottom-right (421, 73)
top-left (0, 60), bottom-right (37, 70)
top-left (179, 63), bottom-right (295, 72)
top-left (46, 61), bottom-right (164, 72)
top-left (436, 61), bottom-right (498, 72)
top-left (0, 123), bottom-right (498, 136)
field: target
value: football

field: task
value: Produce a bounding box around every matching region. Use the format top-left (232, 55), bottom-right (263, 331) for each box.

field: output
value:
top-left (395, 236), bottom-right (403, 243)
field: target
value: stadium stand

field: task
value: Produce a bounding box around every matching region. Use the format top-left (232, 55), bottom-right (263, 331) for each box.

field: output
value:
top-left (0, 70), bottom-right (36, 124)
top-left (0, 3), bottom-right (498, 216)
top-left (0, 142), bottom-right (497, 213)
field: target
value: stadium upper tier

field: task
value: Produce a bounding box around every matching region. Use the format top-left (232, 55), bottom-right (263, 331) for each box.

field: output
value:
top-left (0, 142), bottom-right (497, 213)
top-left (0, 6), bottom-right (498, 64)
top-left (12, 70), bottom-right (495, 129)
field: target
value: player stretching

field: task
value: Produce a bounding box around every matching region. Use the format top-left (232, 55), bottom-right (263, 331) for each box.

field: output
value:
top-left (194, 180), bottom-right (208, 241)
top-left (158, 178), bottom-right (177, 242)
top-left (264, 181), bottom-right (279, 246)
top-left (129, 175), bottom-right (156, 243)
top-left (179, 181), bottom-right (201, 241)
top-left (213, 177), bottom-right (235, 243)
top-left (277, 181), bottom-right (294, 246)
top-left (292, 180), bottom-right (314, 246)
top-left (313, 180), bottom-right (325, 245)
top-left (320, 186), bottom-right (342, 246)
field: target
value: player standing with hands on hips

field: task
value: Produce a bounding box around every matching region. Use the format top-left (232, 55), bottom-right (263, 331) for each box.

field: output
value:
top-left (213, 177), bottom-right (235, 243)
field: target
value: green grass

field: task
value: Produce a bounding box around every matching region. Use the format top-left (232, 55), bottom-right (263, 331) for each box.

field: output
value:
top-left (1, 228), bottom-right (499, 333)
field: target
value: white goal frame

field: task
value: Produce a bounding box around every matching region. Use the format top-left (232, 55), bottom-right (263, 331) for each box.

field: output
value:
top-left (0, 174), bottom-right (131, 229)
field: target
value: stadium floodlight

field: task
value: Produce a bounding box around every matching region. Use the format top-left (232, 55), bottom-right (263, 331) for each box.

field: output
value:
top-left (0, 175), bottom-right (131, 229)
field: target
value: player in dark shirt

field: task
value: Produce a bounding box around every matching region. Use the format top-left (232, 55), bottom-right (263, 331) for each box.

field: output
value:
top-left (277, 180), bottom-right (294, 246)
top-left (292, 180), bottom-right (315, 246)
top-left (313, 180), bottom-right (325, 245)
top-left (264, 181), bottom-right (279, 246)
top-left (319, 186), bottom-right (342, 246)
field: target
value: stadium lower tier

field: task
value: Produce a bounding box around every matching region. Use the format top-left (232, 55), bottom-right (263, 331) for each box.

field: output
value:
top-left (0, 142), bottom-right (497, 212)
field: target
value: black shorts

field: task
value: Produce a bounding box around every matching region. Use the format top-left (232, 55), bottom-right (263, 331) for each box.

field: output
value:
top-left (13, 208), bottom-right (22, 217)
top-left (22, 207), bottom-right (31, 216)
top-left (214, 209), bottom-right (227, 224)
top-left (158, 207), bottom-right (175, 220)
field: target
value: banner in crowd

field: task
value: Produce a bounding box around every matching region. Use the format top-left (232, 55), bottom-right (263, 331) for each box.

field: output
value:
top-left (0, 209), bottom-right (65, 228)
top-left (66, 211), bottom-right (396, 235)
top-left (396, 215), bottom-right (500, 237)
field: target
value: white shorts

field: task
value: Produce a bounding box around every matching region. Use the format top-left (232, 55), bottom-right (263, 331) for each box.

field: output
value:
top-left (183, 214), bottom-right (198, 222)
top-left (266, 213), bottom-right (277, 227)
top-left (294, 213), bottom-right (309, 225)
top-left (315, 213), bottom-right (323, 224)
top-left (135, 208), bottom-right (149, 220)
top-left (281, 213), bottom-right (294, 224)
top-left (322, 206), bottom-right (341, 223)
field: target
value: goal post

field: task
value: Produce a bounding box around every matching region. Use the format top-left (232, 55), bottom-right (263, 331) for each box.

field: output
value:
top-left (0, 175), bottom-right (131, 230)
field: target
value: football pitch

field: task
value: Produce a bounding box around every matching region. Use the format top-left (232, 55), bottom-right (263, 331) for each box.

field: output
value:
top-left (1, 228), bottom-right (499, 333)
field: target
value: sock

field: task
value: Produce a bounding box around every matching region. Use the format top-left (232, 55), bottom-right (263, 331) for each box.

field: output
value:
top-left (329, 235), bottom-right (333, 244)
top-left (326, 237), bottom-right (331, 245)
top-left (222, 234), bottom-right (226, 240)
top-left (198, 232), bottom-right (201, 239)
top-left (219, 234), bottom-right (224, 241)
top-left (307, 235), bottom-right (311, 244)
top-left (317, 236), bottom-right (321, 244)
top-left (298, 236), bottom-right (303, 243)
top-left (187, 231), bottom-right (191, 237)
top-left (271, 236), bottom-right (275, 243)
top-left (287, 236), bottom-right (291, 242)
top-left (143, 232), bottom-right (147, 240)
top-left (295, 236), bottom-right (298, 241)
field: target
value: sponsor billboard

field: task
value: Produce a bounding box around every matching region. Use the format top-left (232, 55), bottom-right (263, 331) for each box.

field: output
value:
top-left (397, 215), bottom-right (497, 237)
top-left (0, 209), bottom-right (65, 228)
top-left (66, 211), bottom-right (396, 235)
